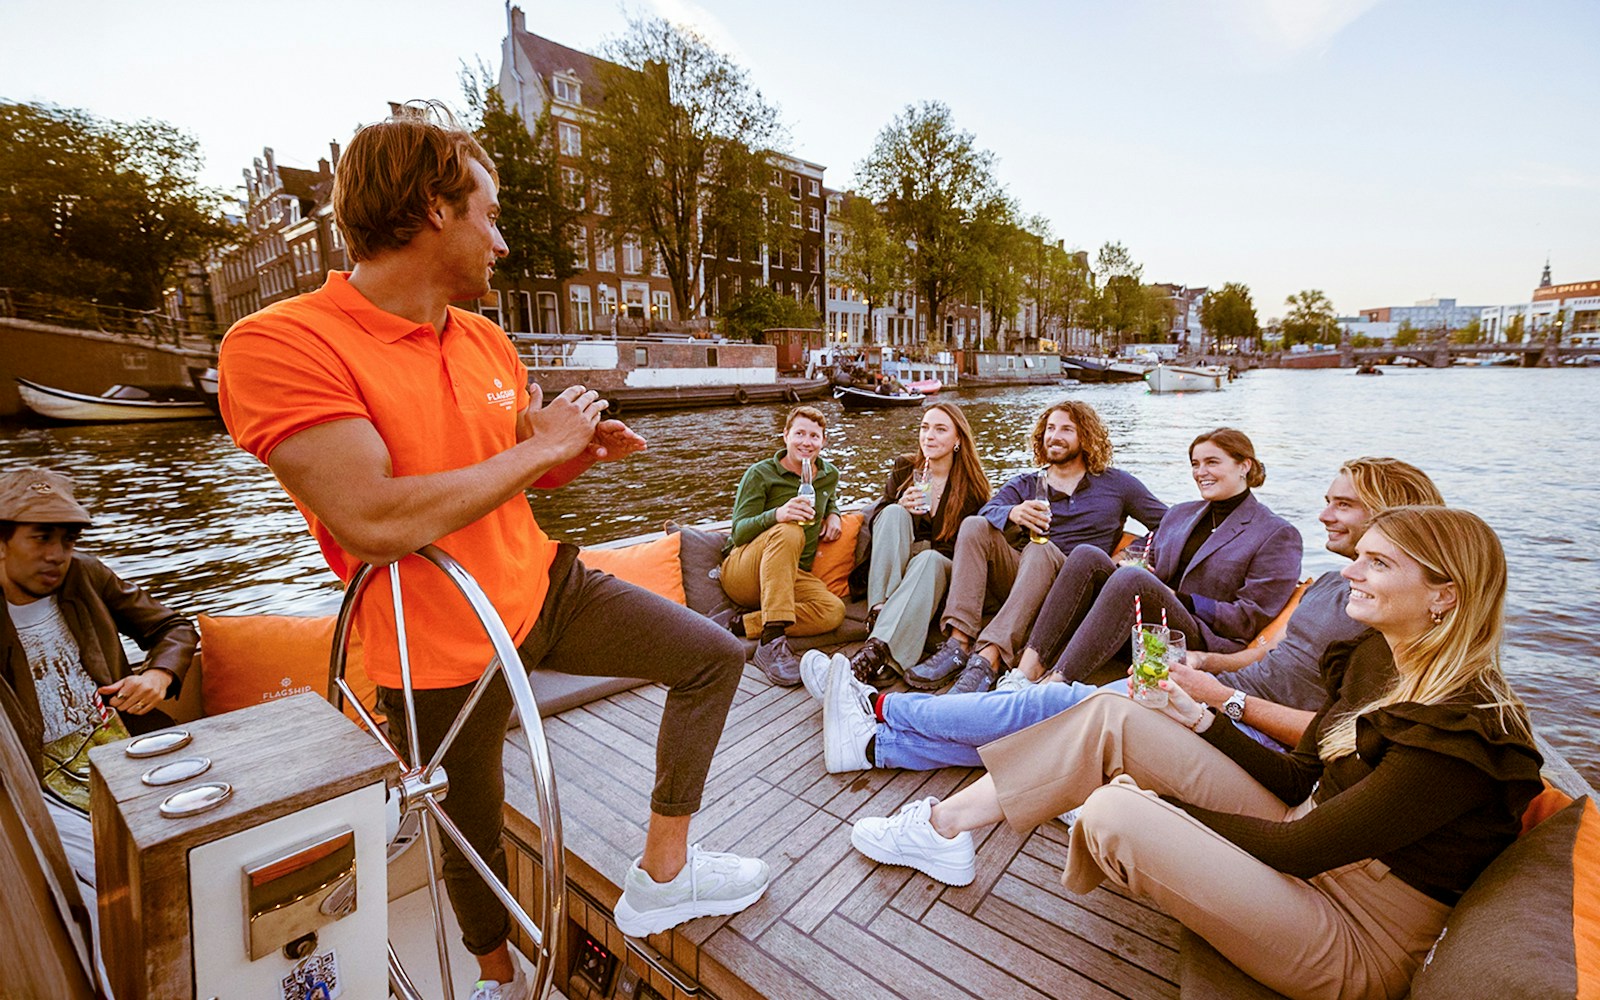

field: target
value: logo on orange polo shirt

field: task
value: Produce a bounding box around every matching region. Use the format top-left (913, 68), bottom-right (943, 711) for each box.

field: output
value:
top-left (485, 376), bottom-right (516, 410)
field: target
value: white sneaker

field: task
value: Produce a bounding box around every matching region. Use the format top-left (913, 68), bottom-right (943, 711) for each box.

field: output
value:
top-left (1058, 806), bottom-right (1082, 829)
top-left (823, 653), bottom-right (877, 773)
top-left (612, 845), bottom-right (770, 937)
top-left (994, 669), bottom-right (1035, 693)
top-left (800, 649), bottom-right (838, 701)
top-left (469, 961), bottom-right (531, 1000)
top-left (850, 796), bottom-right (975, 886)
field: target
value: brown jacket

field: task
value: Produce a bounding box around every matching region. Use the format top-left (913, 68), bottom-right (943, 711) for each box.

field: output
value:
top-left (0, 552), bottom-right (197, 777)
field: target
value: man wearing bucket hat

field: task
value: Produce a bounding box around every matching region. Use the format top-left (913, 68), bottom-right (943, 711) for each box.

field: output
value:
top-left (0, 466), bottom-right (197, 892)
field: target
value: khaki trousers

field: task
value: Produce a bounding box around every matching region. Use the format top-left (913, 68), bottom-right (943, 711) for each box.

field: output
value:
top-left (719, 522), bottom-right (846, 637)
top-left (941, 515), bottom-right (1065, 668)
top-left (978, 693), bottom-right (1450, 1000)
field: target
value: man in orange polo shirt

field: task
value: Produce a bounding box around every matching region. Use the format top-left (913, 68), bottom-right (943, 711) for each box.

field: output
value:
top-left (219, 108), bottom-right (765, 999)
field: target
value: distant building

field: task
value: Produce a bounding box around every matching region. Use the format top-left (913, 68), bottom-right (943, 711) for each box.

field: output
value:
top-left (207, 145), bottom-right (348, 328)
top-left (822, 189), bottom-right (870, 345)
top-left (498, 6), bottom-right (826, 335)
top-left (1480, 263), bottom-right (1600, 346)
top-left (1358, 296), bottom-right (1482, 331)
top-left (1151, 283), bottom-right (1208, 352)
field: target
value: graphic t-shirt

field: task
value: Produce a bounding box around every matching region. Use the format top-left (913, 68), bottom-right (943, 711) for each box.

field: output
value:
top-left (10, 596), bottom-right (96, 743)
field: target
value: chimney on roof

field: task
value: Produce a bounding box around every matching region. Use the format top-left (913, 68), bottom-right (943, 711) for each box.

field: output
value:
top-left (510, 5), bottom-right (525, 35)
top-left (330, 140), bottom-right (341, 170)
top-left (318, 157), bottom-right (331, 177)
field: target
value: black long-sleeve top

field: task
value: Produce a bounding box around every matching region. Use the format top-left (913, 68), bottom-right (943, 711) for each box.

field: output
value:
top-left (1180, 632), bottom-right (1545, 904)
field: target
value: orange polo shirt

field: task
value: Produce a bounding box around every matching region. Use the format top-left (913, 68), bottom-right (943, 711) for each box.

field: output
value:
top-left (218, 272), bottom-right (555, 689)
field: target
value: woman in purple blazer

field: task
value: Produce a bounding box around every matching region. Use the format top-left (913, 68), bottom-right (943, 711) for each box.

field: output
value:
top-left (1015, 428), bottom-right (1302, 686)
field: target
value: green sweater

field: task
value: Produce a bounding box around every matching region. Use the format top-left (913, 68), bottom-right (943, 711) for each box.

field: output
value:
top-left (724, 450), bottom-right (842, 571)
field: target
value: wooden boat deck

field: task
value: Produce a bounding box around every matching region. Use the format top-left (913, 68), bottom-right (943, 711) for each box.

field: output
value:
top-left (501, 662), bottom-right (1182, 1000)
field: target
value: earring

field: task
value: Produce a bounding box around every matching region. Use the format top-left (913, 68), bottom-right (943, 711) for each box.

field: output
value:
top-left (954, 443), bottom-right (960, 451)
top-left (1430, 609), bottom-right (1445, 625)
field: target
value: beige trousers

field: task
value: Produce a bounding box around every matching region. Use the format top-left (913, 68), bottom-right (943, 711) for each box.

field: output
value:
top-left (978, 692), bottom-right (1451, 1000)
top-left (719, 522), bottom-right (846, 637)
top-left (941, 515), bottom-right (1065, 668)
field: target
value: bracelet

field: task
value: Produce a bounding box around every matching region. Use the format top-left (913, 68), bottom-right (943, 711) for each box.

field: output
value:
top-left (1189, 708), bottom-right (1214, 733)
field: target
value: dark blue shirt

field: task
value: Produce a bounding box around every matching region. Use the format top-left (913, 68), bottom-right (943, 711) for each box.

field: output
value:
top-left (980, 467), bottom-right (1166, 554)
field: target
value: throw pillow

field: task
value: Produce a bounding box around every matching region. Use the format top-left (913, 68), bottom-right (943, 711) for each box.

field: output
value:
top-left (198, 613), bottom-right (380, 724)
top-left (1409, 795), bottom-right (1599, 999)
top-left (578, 532), bottom-right (687, 605)
top-left (666, 522), bottom-right (736, 616)
top-left (811, 511), bottom-right (864, 598)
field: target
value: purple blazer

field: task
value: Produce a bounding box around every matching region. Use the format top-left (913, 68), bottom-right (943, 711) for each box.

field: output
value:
top-left (1147, 493), bottom-right (1302, 653)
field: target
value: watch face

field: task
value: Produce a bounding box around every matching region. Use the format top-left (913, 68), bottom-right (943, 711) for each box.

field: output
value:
top-left (1224, 694), bottom-right (1245, 720)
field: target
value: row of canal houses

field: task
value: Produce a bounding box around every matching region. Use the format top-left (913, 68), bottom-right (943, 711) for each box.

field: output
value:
top-left (201, 7), bottom-right (1094, 358)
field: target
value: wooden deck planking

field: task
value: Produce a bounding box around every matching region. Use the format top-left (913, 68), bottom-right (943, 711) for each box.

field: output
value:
top-left (505, 662), bottom-right (1184, 999)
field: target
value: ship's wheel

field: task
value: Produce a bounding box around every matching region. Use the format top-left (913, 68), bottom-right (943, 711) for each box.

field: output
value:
top-left (327, 545), bottom-right (563, 1000)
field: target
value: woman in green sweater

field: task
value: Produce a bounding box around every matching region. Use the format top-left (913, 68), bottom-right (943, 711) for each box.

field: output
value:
top-left (847, 505), bottom-right (1543, 1000)
top-left (719, 405), bottom-right (845, 685)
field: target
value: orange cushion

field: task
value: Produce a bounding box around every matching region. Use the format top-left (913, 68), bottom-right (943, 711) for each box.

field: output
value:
top-left (578, 532), bottom-right (687, 605)
top-left (812, 511), bottom-right (864, 598)
top-left (1523, 781), bottom-right (1578, 836)
top-left (198, 613), bottom-right (380, 723)
top-left (1249, 577), bottom-right (1313, 649)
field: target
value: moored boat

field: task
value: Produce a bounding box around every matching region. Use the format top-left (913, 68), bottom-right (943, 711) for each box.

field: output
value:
top-left (903, 378), bottom-right (942, 395)
top-left (187, 366), bottom-right (222, 413)
top-left (833, 384), bottom-right (926, 408)
top-left (1063, 356), bottom-right (1148, 383)
top-left (14, 377), bottom-right (215, 423)
top-left (1146, 364), bottom-right (1226, 393)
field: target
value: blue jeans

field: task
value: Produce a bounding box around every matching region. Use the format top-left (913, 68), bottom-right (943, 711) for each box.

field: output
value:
top-left (874, 680), bottom-right (1281, 771)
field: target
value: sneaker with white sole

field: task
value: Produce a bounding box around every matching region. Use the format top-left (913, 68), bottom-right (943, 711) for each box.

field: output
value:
top-left (823, 654), bottom-right (877, 773)
top-left (613, 845), bottom-right (771, 937)
top-left (469, 961), bottom-right (531, 1000)
top-left (994, 669), bottom-right (1035, 693)
top-left (850, 796), bottom-right (975, 886)
top-left (800, 648), bottom-right (838, 701)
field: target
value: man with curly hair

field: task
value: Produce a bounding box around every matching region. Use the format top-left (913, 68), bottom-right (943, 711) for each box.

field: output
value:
top-left (904, 400), bottom-right (1166, 694)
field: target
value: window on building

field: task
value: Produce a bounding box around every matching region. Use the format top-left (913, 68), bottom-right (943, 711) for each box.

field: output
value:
top-left (789, 175), bottom-right (801, 199)
top-left (552, 74), bottom-right (581, 104)
top-left (570, 285), bottom-right (592, 332)
top-left (559, 122), bottom-right (582, 158)
top-left (479, 290), bottom-right (502, 327)
top-left (593, 178), bottom-right (610, 215)
top-left (770, 168), bottom-right (782, 186)
top-left (790, 205), bottom-right (801, 228)
top-left (653, 290), bottom-right (672, 322)
top-left (651, 248), bottom-right (668, 276)
top-left (808, 207), bottom-right (820, 231)
top-left (808, 179), bottom-right (820, 197)
top-left (597, 283), bottom-right (618, 315)
top-left (595, 237), bottom-right (616, 272)
top-left (622, 234), bottom-right (643, 274)
top-left (810, 246), bottom-right (820, 272)
top-left (570, 226), bottom-right (591, 272)
top-left (706, 346), bottom-right (718, 367)
top-left (538, 291), bottom-right (559, 333)
top-left (511, 290), bottom-right (533, 333)
top-left (561, 166), bottom-right (585, 210)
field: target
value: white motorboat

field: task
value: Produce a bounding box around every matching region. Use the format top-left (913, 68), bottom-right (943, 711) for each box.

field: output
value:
top-left (15, 377), bottom-right (216, 422)
top-left (1146, 364), bottom-right (1227, 393)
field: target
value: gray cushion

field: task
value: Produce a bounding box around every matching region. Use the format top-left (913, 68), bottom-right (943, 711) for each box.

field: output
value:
top-left (668, 522), bottom-right (737, 616)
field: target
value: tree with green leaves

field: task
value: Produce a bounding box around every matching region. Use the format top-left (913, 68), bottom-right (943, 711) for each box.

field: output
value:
top-left (584, 14), bottom-right (789, 320)
top-left (1281, 289), bottom-right (1339, 346)
top-left (719, 285), bottom-right (820, 340)
top-left (1138, 284), bottom-right (1178, 342)
top-left (1504, 313), bottom-right (1525, 344)
top-left (1033, 239), bottom-right (1092, 349)
top-left (1451, 316), bottom-right (1482, 345)
top-left (1089, 241), bottom-right (1145, 348)
top-left (0, 101), bottom-right (236, 310)
top-left (460, 72), bottom-right (584, 305)
top-left (829, 193), bottom-right (906, 345)
top-left (1199, 282), bottom-right (1260, 348)
top-left (857, 102), bottom-right (1005, 350)
top-left (1394, 321), bottom-right (1418, 347)
top-left (967, 200), bottom-right (1034, 347)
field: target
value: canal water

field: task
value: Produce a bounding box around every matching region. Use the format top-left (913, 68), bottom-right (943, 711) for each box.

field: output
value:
top-left (2, 367), bottom-right (1597, 785)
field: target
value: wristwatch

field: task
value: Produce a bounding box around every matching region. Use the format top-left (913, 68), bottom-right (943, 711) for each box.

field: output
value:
top-left (1221, 689), bottom-right (1247, 721)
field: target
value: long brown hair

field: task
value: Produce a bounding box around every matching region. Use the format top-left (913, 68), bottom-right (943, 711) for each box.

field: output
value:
top-left (903, 401), bottom-right (991, 543)
top-left (1031, 400), bottom-right (1112, 474)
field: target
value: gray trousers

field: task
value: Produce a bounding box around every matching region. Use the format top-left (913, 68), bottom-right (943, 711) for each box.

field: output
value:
top-left (941, 515), bottom-right (1066, 669)
top-left (378, 544), bottom-right (746, 955)
top-left (867, 505), bottom-right (952, 670)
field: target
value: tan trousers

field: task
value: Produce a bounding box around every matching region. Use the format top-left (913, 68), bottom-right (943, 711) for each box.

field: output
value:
top-left (941, 515), bottom-right (1065, 668)
top-left (979, 693), bottom-right (1450, 1000)
top-left (719, 522), bottom-right (846, 637)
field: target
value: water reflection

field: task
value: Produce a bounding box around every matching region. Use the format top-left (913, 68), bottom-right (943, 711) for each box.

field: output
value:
top-left (3, 368), bottom-right (1597, 783)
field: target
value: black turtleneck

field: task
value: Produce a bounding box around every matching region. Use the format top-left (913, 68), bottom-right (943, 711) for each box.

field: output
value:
top-left (1173, 488), bottom-right (1251, 587)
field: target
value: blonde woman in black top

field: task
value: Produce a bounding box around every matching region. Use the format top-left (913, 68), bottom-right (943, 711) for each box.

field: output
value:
top-left (850, 506), bottom-right (1542, 1000)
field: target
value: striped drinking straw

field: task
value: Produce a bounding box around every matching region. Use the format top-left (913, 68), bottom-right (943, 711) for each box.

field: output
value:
top-left (1161, 606), bottom-right (1168, 631)
top-left (1133, 594), bottom-right (1141, 625)
top-left (93, 690), bottom-right (111, 726)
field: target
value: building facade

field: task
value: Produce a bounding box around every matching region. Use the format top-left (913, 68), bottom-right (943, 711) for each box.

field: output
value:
top-left (1359, 296), bottom-right (1482, 331)
top-left (1480, 265), bottom-right (1600, 346)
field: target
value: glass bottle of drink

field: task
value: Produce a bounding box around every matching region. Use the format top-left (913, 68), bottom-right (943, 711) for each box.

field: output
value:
top-left (797, 456), bottom-right (816, 526)
top-left (1030, 469), bottom-right (1051, 544)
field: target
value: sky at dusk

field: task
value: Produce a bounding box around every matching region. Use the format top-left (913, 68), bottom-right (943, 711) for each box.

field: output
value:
top-left (3, 0), bottom-right (1595, 321)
